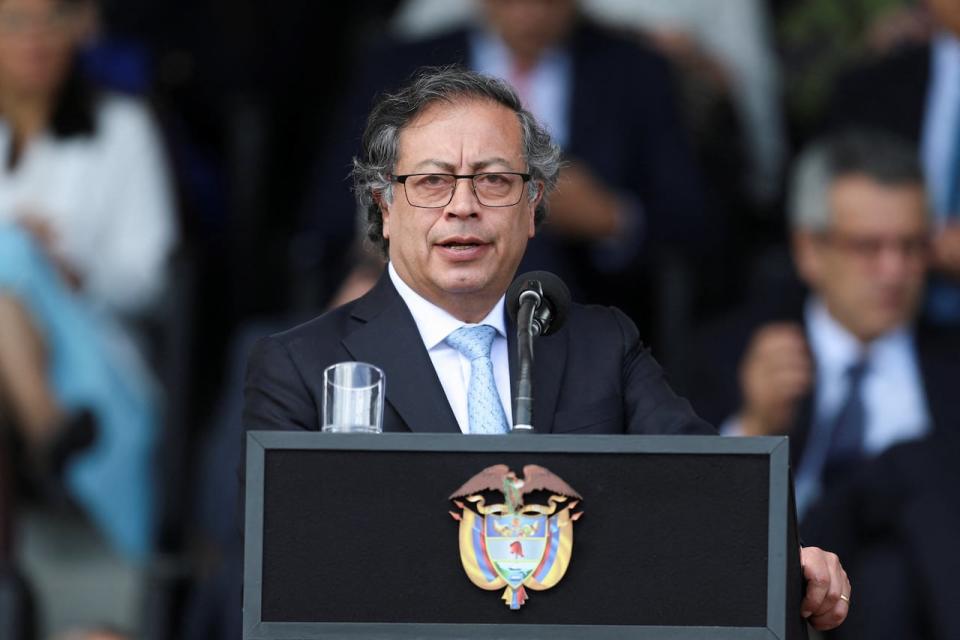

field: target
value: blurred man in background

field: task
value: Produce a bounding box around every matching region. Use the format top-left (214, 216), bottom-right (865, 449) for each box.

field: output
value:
top-left (688, 129), bottom-right (960, 638)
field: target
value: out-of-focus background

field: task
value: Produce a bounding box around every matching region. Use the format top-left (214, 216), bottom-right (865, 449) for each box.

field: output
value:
top-left (1, 0), bottom-right (959, 638)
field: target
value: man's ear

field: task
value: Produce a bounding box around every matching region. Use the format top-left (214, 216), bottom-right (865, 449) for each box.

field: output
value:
top-left (531, 182), bottom-right (544, 210)
top-left (528, 183), bottom-right (543, 238)
top-left (375, 192), bottom-right (390, 239)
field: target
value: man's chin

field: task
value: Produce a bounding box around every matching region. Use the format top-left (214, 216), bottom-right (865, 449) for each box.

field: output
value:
top-left (858, 314), bottom-right (910, 340)
top-left (439, 277), bottom-right (489, 295)
top-left (435, 270), bottom-right (506, 297)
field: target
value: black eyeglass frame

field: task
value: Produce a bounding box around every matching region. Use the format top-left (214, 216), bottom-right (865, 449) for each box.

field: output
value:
top-left (391, 172), bottom-right (533, 208)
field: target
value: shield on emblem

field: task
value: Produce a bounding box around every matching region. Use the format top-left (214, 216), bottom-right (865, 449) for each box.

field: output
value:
top-left (449, 464), bottom-right (583, 609)
top-left (484, 514), bottom-right (548, 589)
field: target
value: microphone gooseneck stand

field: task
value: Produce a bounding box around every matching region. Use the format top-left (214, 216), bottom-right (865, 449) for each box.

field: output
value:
top-left (506, 271), bottom-right (570, 435)
top-left (512, 290), bottom-right (540, 432)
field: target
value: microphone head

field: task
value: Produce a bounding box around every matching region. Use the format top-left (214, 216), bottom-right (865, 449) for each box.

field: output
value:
top-left (506, 271), bottom-right (571, 336)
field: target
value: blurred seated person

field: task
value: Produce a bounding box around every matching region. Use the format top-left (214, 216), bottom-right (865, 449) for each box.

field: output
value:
top-left (686, 130), bottom-right (960, 638)
top-left (826, 0), bottom-right (960, 324)
top-left (303, 0), bottom-right (712, 322)
top-left (0, 0), bottom-right (177, 559)
top-left (581, 0), bottom-right (784, 208)
top-left (393, 0), bottom-right (781, 206)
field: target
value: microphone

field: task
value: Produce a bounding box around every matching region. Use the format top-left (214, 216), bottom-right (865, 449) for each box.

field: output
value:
top-left (506, 272), bottom-right (571, 432)
top-left (506, 271), bottom-right (571, 337)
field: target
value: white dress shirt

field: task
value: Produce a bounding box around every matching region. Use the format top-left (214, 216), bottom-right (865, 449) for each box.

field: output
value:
top-left (388, 263), bottom-right (513, 433)
top-left (0, 94), bottom-right (176, 315)
top-left (795, 298), bottom-right (932, 513)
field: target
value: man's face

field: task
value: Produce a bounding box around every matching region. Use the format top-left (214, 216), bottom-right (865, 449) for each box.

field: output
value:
top-left (794, 174), bottom-right (929, 342)
top-left (382, 98), bottom-right (539, 320)
top-left (482, 0), bottom-right (577, 63)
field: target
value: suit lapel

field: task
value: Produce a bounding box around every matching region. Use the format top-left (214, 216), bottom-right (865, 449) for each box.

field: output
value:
top-left (790, 315), bottom-right (817, 469)
top-left (342, 273), bottom-right (461, 433)
top-left (506, 309), bottom-right (567, 433)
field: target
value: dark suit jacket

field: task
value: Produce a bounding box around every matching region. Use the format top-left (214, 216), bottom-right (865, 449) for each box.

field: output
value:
top-left (301, 18), bottom-right (712, 309)
top-left (798, 431), bottom-right (960, 639)
top-left (243, 272), bottom-right (714, 436)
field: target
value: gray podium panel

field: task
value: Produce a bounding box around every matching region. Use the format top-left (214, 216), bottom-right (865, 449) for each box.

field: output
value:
top-left (244, 433), bottom-right (798, 639)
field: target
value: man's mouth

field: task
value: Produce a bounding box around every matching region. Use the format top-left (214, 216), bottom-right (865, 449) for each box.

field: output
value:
top-left (441, 242), bottom-right (482, 250)
top-left (438, 237), bottom-right (487, 250)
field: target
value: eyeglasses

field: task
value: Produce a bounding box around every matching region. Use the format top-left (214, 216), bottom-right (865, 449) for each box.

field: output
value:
top-left (819, 232), bottom-right (931, 262)
top-left (392, 172), bottom-right (531, 208)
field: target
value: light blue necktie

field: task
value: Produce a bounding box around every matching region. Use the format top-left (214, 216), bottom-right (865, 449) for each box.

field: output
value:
top-left (445, 325), bottom-right (509, 434)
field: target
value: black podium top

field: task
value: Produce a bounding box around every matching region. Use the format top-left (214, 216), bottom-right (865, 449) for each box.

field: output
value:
top-left (244, 433), bottom-right (804, 639)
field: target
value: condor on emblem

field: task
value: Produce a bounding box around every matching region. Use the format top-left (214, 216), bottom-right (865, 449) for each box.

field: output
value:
top-left (449, 465), bottom-right (583, 609)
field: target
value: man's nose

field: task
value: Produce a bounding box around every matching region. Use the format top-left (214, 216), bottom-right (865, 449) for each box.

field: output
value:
top-left (445, 178), bottom-right (480, 218)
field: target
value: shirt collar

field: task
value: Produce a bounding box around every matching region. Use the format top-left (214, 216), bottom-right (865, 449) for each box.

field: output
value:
top-left (388, 262), bottom-right (507, 350)
top-left (805, 296), bottom-right (912, 371)
top-left (470, 26), bottom-right (567, 72)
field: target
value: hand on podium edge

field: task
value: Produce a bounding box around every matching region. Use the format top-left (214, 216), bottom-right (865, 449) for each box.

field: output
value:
top-left (799, 546), bottom-right (850, 631)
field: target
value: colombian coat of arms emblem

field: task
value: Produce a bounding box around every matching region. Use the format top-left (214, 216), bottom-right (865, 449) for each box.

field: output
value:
top-left (449, 465), bottom-right (583, 609)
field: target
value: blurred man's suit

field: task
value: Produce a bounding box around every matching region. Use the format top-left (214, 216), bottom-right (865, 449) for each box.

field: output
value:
top-left (244, 272), bottom-right (713, 436)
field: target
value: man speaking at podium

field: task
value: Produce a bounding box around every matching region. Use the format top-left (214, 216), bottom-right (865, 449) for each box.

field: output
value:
top-left (242, 66), bottom-right (849, 631)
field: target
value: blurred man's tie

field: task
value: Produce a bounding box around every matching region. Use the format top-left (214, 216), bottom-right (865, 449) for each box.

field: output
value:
top-left (821, 358), bottom-right (869, 489)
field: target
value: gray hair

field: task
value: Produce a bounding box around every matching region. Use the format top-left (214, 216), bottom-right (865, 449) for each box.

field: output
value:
top-left (351, 65), bottom-right (562, 256)
top-left (787, 129), bottom-right (926, 232)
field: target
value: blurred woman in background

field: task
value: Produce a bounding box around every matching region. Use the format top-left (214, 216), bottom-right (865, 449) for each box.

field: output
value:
top-left (0, 0), bottom-right (176, 560)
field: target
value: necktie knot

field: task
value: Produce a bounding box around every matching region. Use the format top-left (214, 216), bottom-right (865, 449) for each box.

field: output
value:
top-left (445, 324), bottom-right (497, 361)
top-left (846, 358), bottom-right (869, 385)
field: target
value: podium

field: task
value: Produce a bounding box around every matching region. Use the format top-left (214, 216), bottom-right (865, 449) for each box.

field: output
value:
top-left (243, 432), bottom-right (807, 639)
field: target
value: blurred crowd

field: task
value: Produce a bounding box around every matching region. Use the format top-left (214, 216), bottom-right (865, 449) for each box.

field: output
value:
top-left (0, 0), bottom-right (958, 638)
